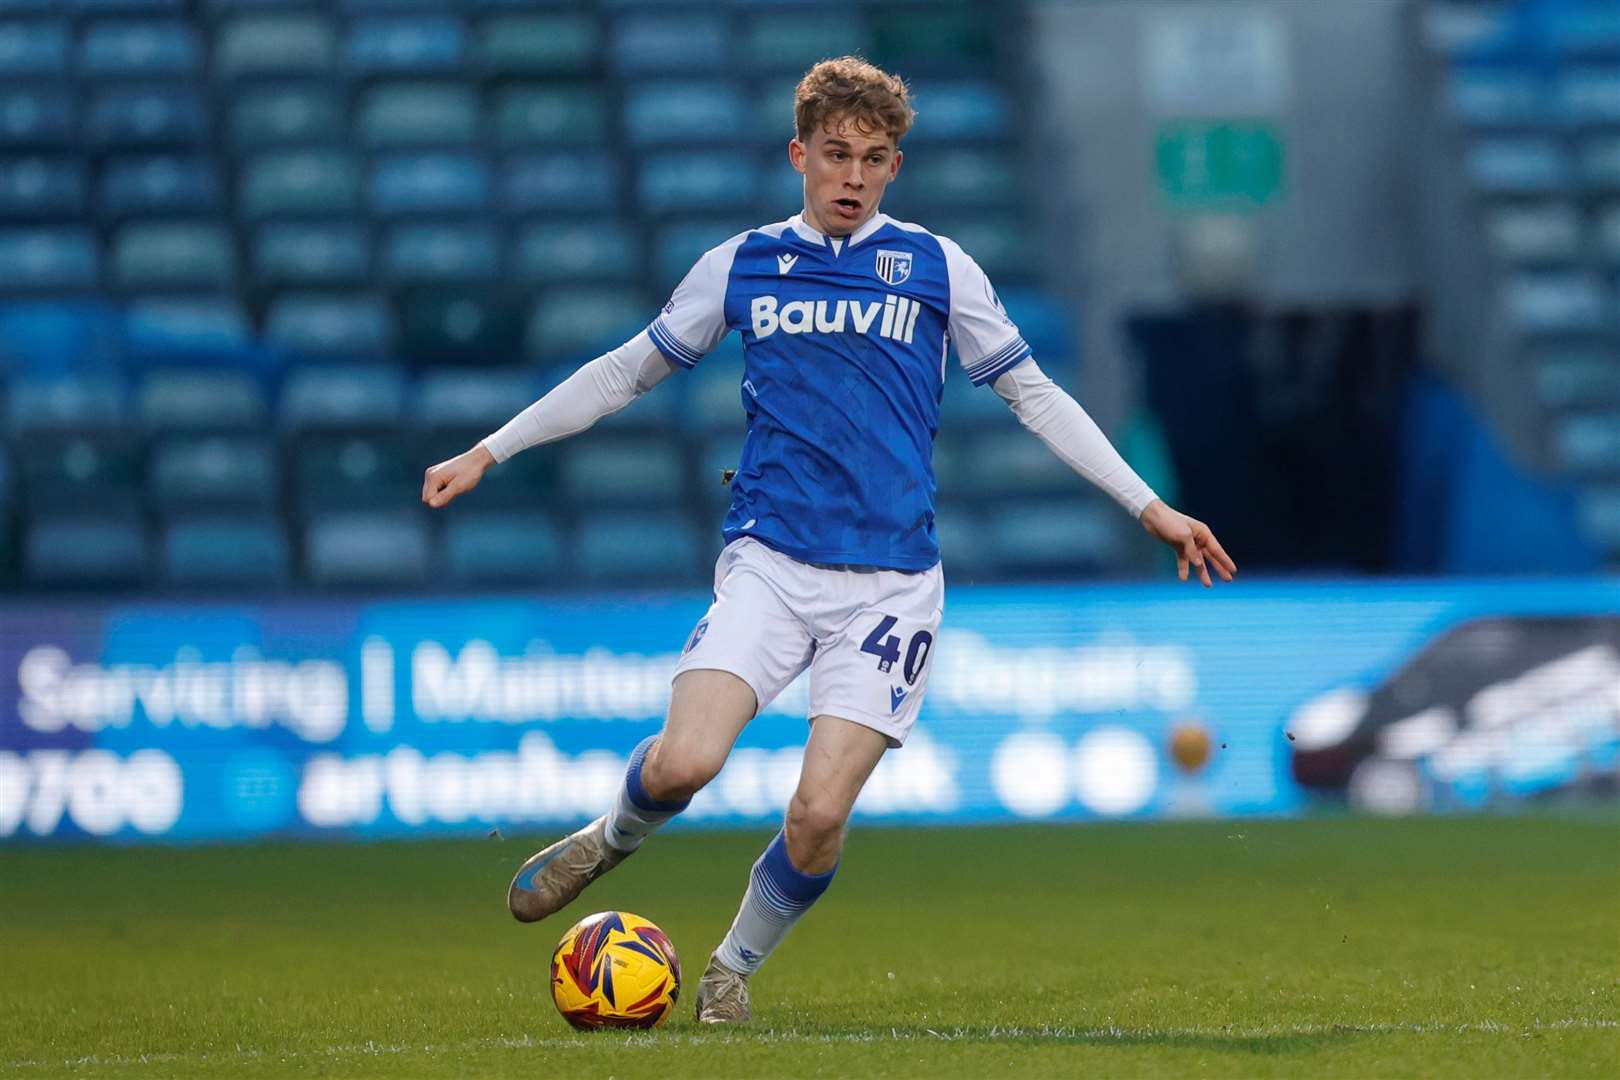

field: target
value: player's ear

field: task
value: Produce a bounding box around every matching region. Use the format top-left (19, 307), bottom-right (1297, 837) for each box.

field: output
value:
top-left (889, 147), bottom-right (902, 180)
top-left (788, 138), bottom-right (807, 175)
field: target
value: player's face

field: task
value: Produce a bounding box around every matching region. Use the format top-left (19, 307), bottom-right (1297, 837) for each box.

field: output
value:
top-left (789, 118), bottom-right (901, 237)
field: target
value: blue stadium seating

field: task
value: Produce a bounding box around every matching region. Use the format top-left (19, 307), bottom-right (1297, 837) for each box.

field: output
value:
top-left (86, 86), bottom-right (209, 149)
top-left (512, 220), bottom-right (638, 284)
top-left (215, 12), bottom-right (338, 78)
top-left (1551, 411), bottom-right (1620, 476)
top-left (442, 509), bottom-right (565, 586)
top-left (1466, 138), bottom-right (1572, 194)
top-left (79, 19), bottom-right (202, 77)
top-left (739, 11), bottom-right (870, 73)
top-left (294, 432), bottom-right (418, 512)
top-left (162, 516), bottom-right (291, 587)
top-left (239, 149), bottom-right (361, 218)
top-left (5, 373), bottom-right (125, 433)
top-left (500, 151), bottom-right (620, 214)
top-left (0, 88), bottom-right (75, 149)
top-left (253, 222), bottom-right (371, 287)
top-left (16, 432), bottom-right (142, 513)
top-left (903, 82), bottom-right (1012, 142)
top-left (279, 364), bottom-right (406, 431)
top-left (124, 297), bottom-right (253, 363)
top-left (229, 86), bottom-right (345, 149)
top-left (963, 428), bottom-right (1079, 499)
top-left (1553, 67), bottom-right (1620, 125)
top-left (1483, 202), bottom-right (1583, 264)
top-left (623, 81), bottom-right (747, 145)
top-left (612, 12), bottom-right (728, 74)
top-left (525, 287), bottom-right (647, 363)
top-left (638, 152), bottom-right (760, 214)
top-left (111, 222), bottom-right (236, 290)
top-left (370, 152), bottom-right (489, 215)
top-left (1445, 69), bottom-right (1544, 127)
top-left (0, 227), bottom-right (98, 292)
top-left (933, 502), bottom-right (999, 580)
top-left (356, 82), bottom-right (479, 148)
top-left (900, 147), bottom-right (1020, 209)
top-left (381, 222), bottom-right (499, 284)
top-left (474, 11), bottom-right (600, 76)
top-left (345, 16), bottom-right (465, 76)
top-left (574, 510), bottom-right (703, 586)
top-left (1579, 487), bottom-right (1620, 556)
top-left (137, 369), bottom-right (267, 430)
top-left (653, 219), bottom-right (752, 285)
top-left (0, 19), bottom-right (67, 77)
top-left (148, 434), bottom-right (277, 510)
top-left (265, 293), bottom-right (394, 359)
top-left (1504, 272), bottom-right (1609, 334)
top-left (491, 86), bottom-right (611, 146)
top-left (101, 155), bottom-right (223, 218)
top-left (412, 368), bottom-right (540, 431)
top-left (24, 514), bottom-right (148, 587)
top-left (304, 510), bottom-right (430, 587)
top-left (0, 157), bottom-right (85, 220)
top-left (559, 437), bottom-right (686, 507)
top-left (985, 499), bottom-right (1123, 578)
top-left (1579, 134), bottom-right (1620, 190)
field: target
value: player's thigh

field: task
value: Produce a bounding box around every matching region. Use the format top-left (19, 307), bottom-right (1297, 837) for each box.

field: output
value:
top-left (807, 569), bottom-right (943, 749)
top-left (791, 713), bottom-right (890, 830)
top-left (653, 668), bottom-right (758, 786)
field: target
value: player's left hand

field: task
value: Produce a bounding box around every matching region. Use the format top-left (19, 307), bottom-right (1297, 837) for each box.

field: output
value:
top-left (1138, 499), bottom-right (1237, 588)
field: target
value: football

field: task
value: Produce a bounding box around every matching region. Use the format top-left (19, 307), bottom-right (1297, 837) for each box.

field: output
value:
top-left (550, 911), bottom-right (682, 1030)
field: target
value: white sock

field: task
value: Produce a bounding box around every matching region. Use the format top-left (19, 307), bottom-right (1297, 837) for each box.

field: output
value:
top-left (602, 735), bottom-right (689, 853)
top-left (715, 830), bottom-right (837, 975)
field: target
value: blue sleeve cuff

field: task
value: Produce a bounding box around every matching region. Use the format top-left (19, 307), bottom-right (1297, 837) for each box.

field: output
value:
top-left (647, 318), bottom-right (702, 370)
top-left (965, 337), bottom-right (1033, 386)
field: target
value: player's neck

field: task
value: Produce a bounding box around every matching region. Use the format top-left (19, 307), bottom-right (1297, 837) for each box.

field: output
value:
top-left (798, 204), bottom-right (879, 243)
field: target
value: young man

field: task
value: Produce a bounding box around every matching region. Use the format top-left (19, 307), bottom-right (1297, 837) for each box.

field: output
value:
top-left (422, 57), bottom-right (1236, 1023)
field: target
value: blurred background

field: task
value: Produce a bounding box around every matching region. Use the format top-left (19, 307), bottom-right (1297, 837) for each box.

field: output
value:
top-left (0, 0), bottom-right (1615, 845)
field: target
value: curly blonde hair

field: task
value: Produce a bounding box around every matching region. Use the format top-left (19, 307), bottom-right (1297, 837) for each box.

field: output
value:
top-left (793, 56), bottom-right (915, 143)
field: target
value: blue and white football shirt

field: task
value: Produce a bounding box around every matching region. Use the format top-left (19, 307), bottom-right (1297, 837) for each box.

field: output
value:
top-left (647, 212), bottom-right (1032, 572)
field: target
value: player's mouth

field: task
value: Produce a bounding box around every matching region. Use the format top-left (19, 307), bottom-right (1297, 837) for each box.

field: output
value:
top-left (831, 197), bottom-right (863, 219)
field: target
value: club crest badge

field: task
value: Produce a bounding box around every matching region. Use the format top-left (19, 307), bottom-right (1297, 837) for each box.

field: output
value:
top-left (874, 248), bottom-right (912, 286)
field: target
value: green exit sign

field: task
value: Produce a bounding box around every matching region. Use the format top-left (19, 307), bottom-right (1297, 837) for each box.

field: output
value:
top-left (1155, 121), bottom-right (1284, 208)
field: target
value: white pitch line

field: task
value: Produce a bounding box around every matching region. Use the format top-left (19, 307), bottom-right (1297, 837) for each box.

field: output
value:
top-left (3, 1019), bottom-right (1616, 1072)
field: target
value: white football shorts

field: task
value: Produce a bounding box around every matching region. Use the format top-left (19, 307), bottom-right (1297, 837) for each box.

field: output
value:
top-left (671, 537), bottom-right (944, 747)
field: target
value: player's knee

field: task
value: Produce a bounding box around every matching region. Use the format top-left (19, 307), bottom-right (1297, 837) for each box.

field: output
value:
top-left (642, 740), bottom-right (725, 802)
top-left (785, 791), bottom-right (848, 855)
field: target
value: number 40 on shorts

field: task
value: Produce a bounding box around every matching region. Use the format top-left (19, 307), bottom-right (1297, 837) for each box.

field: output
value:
top-left (860, 615), bottom-right (933, 686)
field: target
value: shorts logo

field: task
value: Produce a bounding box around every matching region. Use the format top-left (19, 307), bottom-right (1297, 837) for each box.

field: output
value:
top-left (889, 686), bottom-right (909, 713)
top-left (684, 619), bottom-right (709, 654)
top-left (874, 249), bottom-right (912, 286)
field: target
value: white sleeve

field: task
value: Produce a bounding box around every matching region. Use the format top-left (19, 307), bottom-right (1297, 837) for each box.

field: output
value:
top-left (645, 232), bottom-right (747, 369)
top-left (992, 358), bottom-right (1159, 518)
top-left (479, 331), bottom-right (674, 463)
top-left (940, 235), bottom-right (1032, 386)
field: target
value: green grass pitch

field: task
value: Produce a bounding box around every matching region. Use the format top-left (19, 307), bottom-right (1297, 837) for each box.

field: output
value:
top-left (3, 815), bottom-right (1616, 1077)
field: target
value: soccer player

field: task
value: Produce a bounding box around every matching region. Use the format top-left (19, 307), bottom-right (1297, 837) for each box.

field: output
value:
top-left (422, 57), bottom-right (1236, 1024)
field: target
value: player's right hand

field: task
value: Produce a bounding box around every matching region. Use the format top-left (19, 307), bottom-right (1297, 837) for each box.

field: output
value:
top-left (422, 443), bottom-right (495, 509)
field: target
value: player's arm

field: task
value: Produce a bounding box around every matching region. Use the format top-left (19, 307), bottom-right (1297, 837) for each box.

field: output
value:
top-left (990, 358), bottom-right (1237, 587)
top-left (421, 332), bottom-right (675, 509)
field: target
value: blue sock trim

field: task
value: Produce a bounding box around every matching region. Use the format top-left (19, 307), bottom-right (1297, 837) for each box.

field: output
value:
top-left (625, 735), bottom-right (691, 814)
top-left (756, 829), bottom-right (837, 910)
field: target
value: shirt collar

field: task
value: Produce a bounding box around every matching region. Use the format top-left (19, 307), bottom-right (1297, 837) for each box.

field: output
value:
top-left (789, 212), bottom-right (890, 249)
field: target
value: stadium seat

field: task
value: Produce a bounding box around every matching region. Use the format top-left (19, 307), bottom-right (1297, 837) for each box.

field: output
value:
top-left (1548, 8), bottom-right (1620, 59)
top-left (0, 88), bottom-right (74, 149)
top-left (110, 222), bottom-right (236, 290)
top-left (293, 431), bottom-right (418, 512)
top-left (215, 13), bottom-right (337, 77)
top-left (622, 82), bottom-right (746, 145)
top-left (751, 76), bottom-right (800, 143)
top-left (941, 369), bottom-right (1017, 430)
top-left (1503, 272), bottom-right (1608, 334)
top-left (559, 437), bottom-right (687, 507)
top-left (229, 85), bottom-right (344, 149)
top-left (903, 83), bottom-right (1012, 141)
top-left (100, 155), bottom-right (222, 219)
top-left (475, 11), bottom-right (600, 76)
top-left (394, 287), bottom-right (522, 366)
top-left (997, 288), bottom-right (1074, 363)
top-left (4, 373), bottom-right (125, 434)
top-left (985, 498), bottom-right (1123, 578)
top-left (304, 510), bottom-right (430, 587)
top-left (124, 297), bottom-right (253, 363)
top-left (638, 152), bottom-right (760, 214)
top-left (161, 516), bottom-right (291, 587)
top-left (759, 157), bottom-right (804, 210)
top-left (872, 6), bottom-right (995, 71)
top-left (380, 222), bottom-right (499, 283)
top-left (611, 12), bottom-right (726, 74)
top-left (253, 222), bottom-right (371, 288)
top-left (1596, 202), bottom-right (1620, 264)
top-left (930, 430), bottom-right (972, 495)
top-left (148, 434), bottom-right (278, 510)
top-left (653, 220), bottom-right (752, 286)
top-left (344, 16), bottom-right (465, 76)
top-left (265, 293), bottom-right (394, 360)
top-left (1578, 486), bottom-right (1620, 557)
top-left (685, 359), bottom-right (748, 436)
top-left (16, 432), bottom-right (142, 513)
top-left (739, 11), bottom-right (870, 73)
top-left (1533, 345), bottom-right (1620, 409)
top-left (78, 19), bottom-right (201, 77)
top-left (962, 428), bottom-right (1078, 499)
top-left (899, 147), bottom-right (1019, 210)
top-left (500, 151), bottom-right (620, 214)
top-left (490, 85), bottom-right (610, 147)
top-left (85, 86), bottom-right (208, 149)
top-left (1553, 67), bottom-right (1620, 126)
top-left (1482, 202), bottom-right (1583, 265)
top-left (1550, 412), bottom-right (1620, 476)
top-left (0, 19), bottom-right (67, 77)
top-left (442, 509), bottom-right (565, 586)
top-left (279, 364), bottom-right (406, 431)
top-left (0, 156), bottom-right (85, 220)
top-left (1445, 69), bottom-right (1543, 127)
top-left (412, 368), bottom-right (539, 431)
top-left (238, 149), bottom-right (361, 218)
top-left (356, 82), bottom-right (478, 148)
top-left (0, 227), bottom-right (98, 291)
top-left (512, 219), bottom-right (638, 284)
top-left (369, 152), bottom-right (489, 215)
top-left (1578, 135), bottom-right (1620, 192)
top-left (24, 514), bottom-right (148, 587)
top-left (574, 510), bottom-right (703, 586)
top-left (928, 217), bottom-right (1036, 283)
top-left (933, 502), bottom-right (1000, 580)
top-left (1466, 138), bottom-right (1571, 194)
top-left (526, 288), bottom-right (647, 364)
top-left (137, 369), bottom-right (267, 430)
